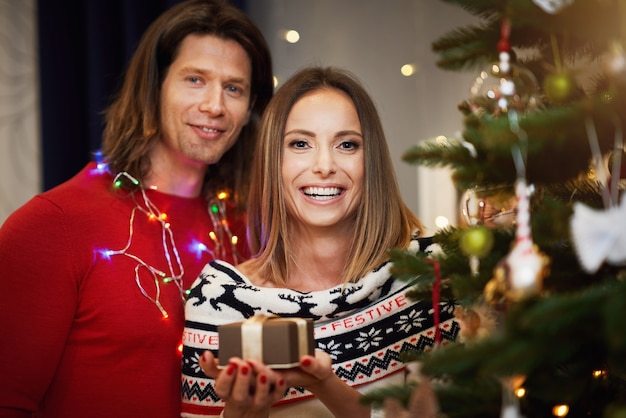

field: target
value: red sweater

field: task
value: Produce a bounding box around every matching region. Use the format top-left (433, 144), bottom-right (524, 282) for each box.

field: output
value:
top-left (0, 163), bottom-right (247, 418)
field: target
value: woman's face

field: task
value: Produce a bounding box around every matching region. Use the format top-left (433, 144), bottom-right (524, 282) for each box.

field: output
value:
top-left (282, 88), bottom-right (364, 232)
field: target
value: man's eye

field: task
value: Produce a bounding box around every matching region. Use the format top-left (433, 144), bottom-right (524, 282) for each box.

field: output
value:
top-left (226, 85), bottom-right (245, 97)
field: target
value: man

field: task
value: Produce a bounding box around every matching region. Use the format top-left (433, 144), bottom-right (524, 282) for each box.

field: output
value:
top-left (0, 1), bottom-right (273, 417)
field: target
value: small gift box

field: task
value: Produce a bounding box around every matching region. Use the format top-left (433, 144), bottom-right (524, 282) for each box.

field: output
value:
top-left (218, 314), bottom-right (315, 369)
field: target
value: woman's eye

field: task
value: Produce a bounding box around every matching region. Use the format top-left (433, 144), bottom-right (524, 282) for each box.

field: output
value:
top-left (339, 140), bottom-right (360, 150)
top-left (289, 140), bottom-right (308, 149)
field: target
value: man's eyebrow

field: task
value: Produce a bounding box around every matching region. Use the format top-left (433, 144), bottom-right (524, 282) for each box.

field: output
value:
top-left (178, 66), bottom-right (249, 84)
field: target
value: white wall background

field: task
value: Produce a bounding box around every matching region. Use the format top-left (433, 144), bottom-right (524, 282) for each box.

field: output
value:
top-left (0, 0), bottom-right (475, 232)
top-left (0, 0), bottom-right (40, 225)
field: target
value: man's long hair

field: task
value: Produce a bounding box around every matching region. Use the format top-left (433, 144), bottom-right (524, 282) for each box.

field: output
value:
top-left (102, 0), bottom-right (273, 211)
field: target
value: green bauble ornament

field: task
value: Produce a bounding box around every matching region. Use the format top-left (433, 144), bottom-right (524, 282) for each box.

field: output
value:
top-left (543, 71), bottom-right (576, 104)
top-left (459, 226), bottom-right (494, 258)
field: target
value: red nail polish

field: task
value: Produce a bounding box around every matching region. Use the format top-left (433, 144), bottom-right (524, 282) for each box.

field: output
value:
top-left (202, 351), bottom-right (211, 362)
top-left (259, 374), bottom-right (267, 384)
top-left (278, 378), bottom-right (284, 386)
top-left (301, 358), bottom-right (311, 367)
top-left (240, 365), bottom-right (249, 375)
top-left (226, 364), bottom-right (235, 375)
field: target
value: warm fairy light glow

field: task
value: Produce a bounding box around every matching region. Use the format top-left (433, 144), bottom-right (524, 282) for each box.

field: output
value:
top-left (231, 236), bottom-right (238, 245)
top-left (470, 71), bottom-right (488, 95)
top-left (586, 168), bottom-right (597, 180)
top-left (400, 64), bottom-right (417, 77)
top-left (177, 342), bottom-right (183, 354)
top-left (147, 211), bottom-right (168, 222)
top-left (552, 405), bottom-right (569, 416)
top-left (284, 29), bottom-right (300, 43)
top-left (217, 191), bottom-right (228, 200)
top-left (435, 135), bottom-right (448, 144)
top-left (514, 387), bottom-right (526, 398)
top-left (592, 369), bottom-right (606, 378)
top-left (209, 231), bottom-right (217, 241)
top-left (435, 216), bottom-right (449, 229)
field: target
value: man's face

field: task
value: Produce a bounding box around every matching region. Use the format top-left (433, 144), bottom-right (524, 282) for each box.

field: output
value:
top-left (157, 34), bottom-right (252, 170)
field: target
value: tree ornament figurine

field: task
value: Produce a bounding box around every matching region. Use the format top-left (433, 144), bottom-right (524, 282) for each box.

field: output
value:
top-left (488, 178), bottom-right (550, 303)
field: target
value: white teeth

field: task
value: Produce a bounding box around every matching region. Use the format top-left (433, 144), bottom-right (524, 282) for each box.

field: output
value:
top-left (200, 127), bottom-right (219, 133)
top-left (302, 187), bottom-right (342, 200)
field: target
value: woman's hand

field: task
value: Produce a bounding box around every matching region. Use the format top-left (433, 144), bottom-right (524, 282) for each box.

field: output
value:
top-left (199, 351), bottom-right (287, 418)
top-left (277, 349), bottom-right (334, 390)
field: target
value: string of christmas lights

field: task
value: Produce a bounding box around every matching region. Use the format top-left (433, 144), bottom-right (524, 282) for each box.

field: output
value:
top-left (96, 165), bottom-right (241, 318)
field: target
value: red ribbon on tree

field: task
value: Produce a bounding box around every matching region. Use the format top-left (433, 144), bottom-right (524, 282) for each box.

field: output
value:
top-left (425, 258), bottom-right (442, 346)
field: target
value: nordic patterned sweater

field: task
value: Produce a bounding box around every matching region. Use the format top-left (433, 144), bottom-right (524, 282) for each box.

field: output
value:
top-left (182, 238), bottom-right (459, 417)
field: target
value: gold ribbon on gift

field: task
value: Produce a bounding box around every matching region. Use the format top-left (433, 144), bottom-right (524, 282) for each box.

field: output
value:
top-left (241, 314), bottom-right (270, 361)
top-left (240, 314), bottom-right (311, 367)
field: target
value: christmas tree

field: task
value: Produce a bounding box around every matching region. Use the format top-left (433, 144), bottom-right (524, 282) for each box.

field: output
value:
top-left (363, 1), bottom-right (626, 417)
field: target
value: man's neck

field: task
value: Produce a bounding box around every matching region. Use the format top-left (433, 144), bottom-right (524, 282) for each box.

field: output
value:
top-left (144, 146), bottom-right (207, 198)
top-left (144, 170), bottom-right (205, 197)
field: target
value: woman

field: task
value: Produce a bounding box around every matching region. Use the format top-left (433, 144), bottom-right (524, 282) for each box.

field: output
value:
top-left (181, 66), bottom-right (458, 417)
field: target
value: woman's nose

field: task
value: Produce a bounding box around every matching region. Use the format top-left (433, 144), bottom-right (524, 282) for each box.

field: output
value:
top-left (313, 148), bottom-right (337, 176)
